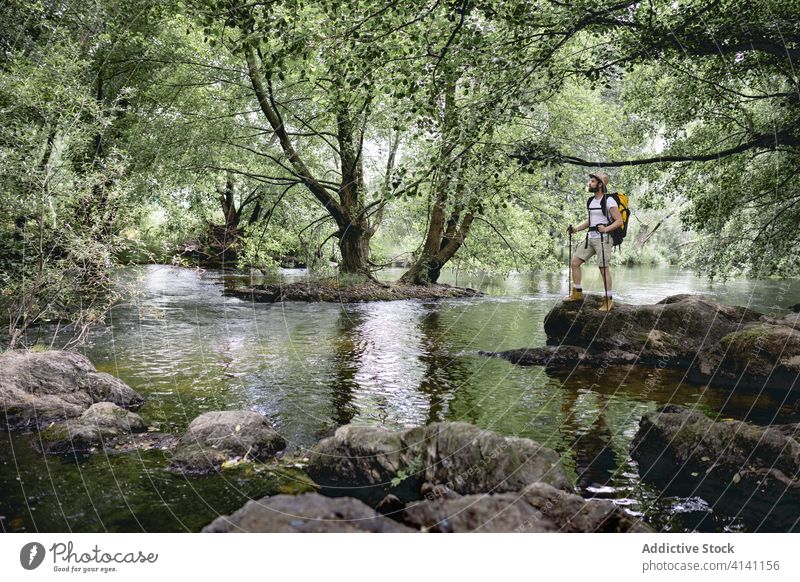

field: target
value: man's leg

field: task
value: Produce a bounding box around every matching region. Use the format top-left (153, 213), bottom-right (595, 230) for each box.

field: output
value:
top-left (572, 256), bottom-right (584, 288)
top-left (564, 255), bottom-right (586, 301)
top-left (598, 266), bottom-right (614, 311)
top-left (566, 239), bottom-right (595, 301)
top-left (599, 266), bottom-right (612, 297)
top-left (595, 235), bottom-right (614, 311)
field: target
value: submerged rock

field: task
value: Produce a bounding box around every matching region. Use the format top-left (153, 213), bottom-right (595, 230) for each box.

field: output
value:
top-left (202, 493), bottom-right (414, 533)
top-left (483, 344), bottom-right (638, 369)
top-left (631, 405), bottom-right (800, 531)
top-left (306, 422), bottom-right (572, 506)
top-left (35, 402), bottom-right (148, 455)
top-left (398, 482), bottom-right (651, 533)
top-left (0, 350), bottom-right (144, 430)
top-left (168, 410), bottom-right (287, 475)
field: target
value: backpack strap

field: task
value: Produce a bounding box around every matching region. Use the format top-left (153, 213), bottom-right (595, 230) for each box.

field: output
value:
top-left (588, 195), bottom-right (611, 224)
top-left (601, 193), bottom-right (608, 222)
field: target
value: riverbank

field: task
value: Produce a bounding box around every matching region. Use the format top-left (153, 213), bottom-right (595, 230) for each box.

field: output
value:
top-left (223, 278), bottom-right (482, 303)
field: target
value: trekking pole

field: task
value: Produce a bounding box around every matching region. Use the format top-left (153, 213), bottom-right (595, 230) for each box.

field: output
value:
top-left (599, 229), bottom-right (609, 304)
top-left (568, 225), bottom-right (572, 292)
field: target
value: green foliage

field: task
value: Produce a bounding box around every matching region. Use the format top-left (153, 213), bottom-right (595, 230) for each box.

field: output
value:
top-left (390, 454), bottom-right (423, 488)
top-left (608, 0), bottom-right (800, 278)
top-left (2, 0), bottom-right (797, 340)
top-left (0, 7), bottom-right (136, 348)
top-left (237, 223), bottom-right (292, 274)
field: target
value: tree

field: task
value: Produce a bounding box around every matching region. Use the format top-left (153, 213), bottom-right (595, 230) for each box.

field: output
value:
top-left (0, 2), bottom-right (135, 347)
top-left (185, 0), bottom-right (432, 276)
top-left (511, 0), bottom-right (800, 277)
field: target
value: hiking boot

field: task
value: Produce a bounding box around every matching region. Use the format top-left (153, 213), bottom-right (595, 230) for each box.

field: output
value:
top-left (598, 297), bottom-right (614, 312)
top-left (563, 287), bottom-right (583, 302)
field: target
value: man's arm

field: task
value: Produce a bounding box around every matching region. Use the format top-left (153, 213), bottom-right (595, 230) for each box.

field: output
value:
top-left (569, 220), bottom-right (590, 233)
top-left (598, 207), bottom-right (623, 233)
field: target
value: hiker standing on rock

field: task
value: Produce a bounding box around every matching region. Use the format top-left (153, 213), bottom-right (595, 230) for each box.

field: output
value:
top-left (564, 173), bottom-right (623, 312)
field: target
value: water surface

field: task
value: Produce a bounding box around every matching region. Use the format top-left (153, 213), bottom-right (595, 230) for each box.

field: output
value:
top-left (2, 265), bottom-right (799, 532)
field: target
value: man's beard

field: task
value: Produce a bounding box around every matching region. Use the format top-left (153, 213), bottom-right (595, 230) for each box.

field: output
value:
top-left (588, 185), bottom-right (599, 193)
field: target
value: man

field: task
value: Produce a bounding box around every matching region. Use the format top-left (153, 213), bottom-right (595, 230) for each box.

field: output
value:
top-left (564, 173), bottom-right (623, 312)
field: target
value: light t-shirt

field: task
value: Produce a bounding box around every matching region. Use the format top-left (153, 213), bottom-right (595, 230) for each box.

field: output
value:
top-left (588, 195), bottom-right (618, 239)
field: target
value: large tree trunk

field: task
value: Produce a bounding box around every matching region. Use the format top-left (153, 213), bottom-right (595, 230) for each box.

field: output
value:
top-left (400, 74), bottom-right (474, 285)
top-left (219, 174), bottom-right (240, 232)
top-left (400, 211), bottom-right (474, 285)
top-left (334, 101), bottom-right (373, 274)
top-left (338, 224), bottom-right (371, 275)
top-left (207, 174), bottom-right (267, 266)
top-left (210, 173), bottom-right (241, 264)
top-left (243, 43), bottom-right (373, 276)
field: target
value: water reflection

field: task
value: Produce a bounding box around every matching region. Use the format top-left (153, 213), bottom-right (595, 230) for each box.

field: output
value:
top-left (329, 308), bottom-right (361, 427)
top-left (563, 390), bottom-right (620, 491)
top-left (416, 309), bottom-right (469, 424)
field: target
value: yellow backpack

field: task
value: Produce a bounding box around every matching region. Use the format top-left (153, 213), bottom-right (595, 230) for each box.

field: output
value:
top-left (586, 192), bottom-right (630, 249)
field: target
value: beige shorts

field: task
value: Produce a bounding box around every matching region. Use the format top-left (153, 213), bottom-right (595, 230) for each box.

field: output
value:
top-left (573, 235), bottom-right (613, 267)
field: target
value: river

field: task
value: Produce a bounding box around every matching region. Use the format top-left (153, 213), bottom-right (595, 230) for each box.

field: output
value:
top-left (2, 264), bottom-right (799, 532)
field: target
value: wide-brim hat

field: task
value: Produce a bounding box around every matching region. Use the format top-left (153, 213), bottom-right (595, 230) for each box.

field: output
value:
top-left (588, 172), bottom-right (608, 186)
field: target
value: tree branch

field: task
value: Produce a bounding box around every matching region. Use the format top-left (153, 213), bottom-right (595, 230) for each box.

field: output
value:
top-left (512, 130), bottom-right (799, 168)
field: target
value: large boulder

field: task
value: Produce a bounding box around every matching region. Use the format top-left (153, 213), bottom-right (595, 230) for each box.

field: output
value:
top-left (306, 422), bottom-right (572, 506)
top-left (168, 410), bottom-right (287, 475)
top-left (397, 482), bottom-right (651, 533)
top-left (202, 493), bottom-right (414, 533)
top-left (488, 295), bottom-right (800, 393)
top-left (631, 406), bottom-right (800, 531)
top-left (35, 402), bottom-right (148, 455)
top-left (689, 319), bottom-right (800, 392)
top-left (0, 350), bottom-right (144, 430)
top-left (542, 294), bottom-right (763, 366)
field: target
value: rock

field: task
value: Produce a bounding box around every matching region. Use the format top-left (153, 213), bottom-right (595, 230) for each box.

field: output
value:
top-left (780, 312), bottom-right (800, 326)
top-left (398, 482), bottom-right (651, 533)
top-left (203, 485), bottom-right (649, 534)
top-left (168, 410), bottom-right (287, 475)
top-left (490, 295), bottom-right (800, 393)
top-left (516, 482), bottom-right (651, 533)
top-left (542, 294), bottom-right (763, 366)
top-left (400, 491), bottom-right (550, 532)
top-left (0, 350), bottom-right (144, 430)
top-left (36, 402), bottom-right (148, 455)
top-left (631, 406), bottom-right (800, 531)
top-left (482, 344), bottom-right (638, 369)
top-left (689, 319), bottom-right (800, 391)
top-left (374, 494), bottom-right (406, 516)
top-left (306, 422), bottom-right (572, 506)
top-left (306, 424), bottom-right (426, 504)
top-left (202, 493), bottom-right (414, 533)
